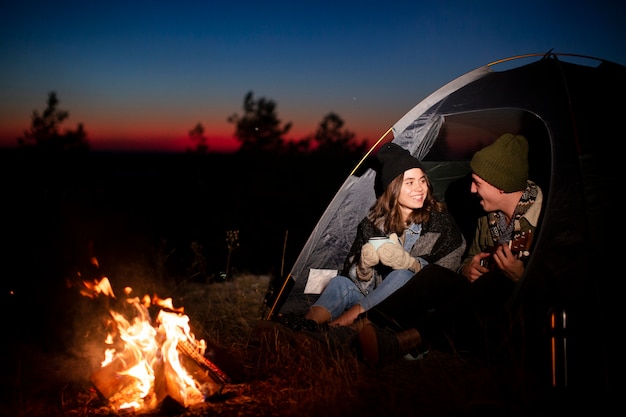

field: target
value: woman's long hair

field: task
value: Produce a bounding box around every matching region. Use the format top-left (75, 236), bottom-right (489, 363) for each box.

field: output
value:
top-left (368, 170), bottom-right (445, 236)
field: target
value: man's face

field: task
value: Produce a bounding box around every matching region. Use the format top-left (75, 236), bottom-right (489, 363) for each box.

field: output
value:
top-left (470, 173), bottom-right (501, 212)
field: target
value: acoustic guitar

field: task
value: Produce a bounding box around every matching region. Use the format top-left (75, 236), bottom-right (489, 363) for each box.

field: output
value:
top-left (480, 230), bottom-right (533, 269)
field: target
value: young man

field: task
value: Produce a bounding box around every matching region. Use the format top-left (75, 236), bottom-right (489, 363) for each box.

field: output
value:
top-left (357, 133), bottom-right (544, 368)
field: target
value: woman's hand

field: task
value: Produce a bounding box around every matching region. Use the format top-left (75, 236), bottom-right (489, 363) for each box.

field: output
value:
top-left (360, 242), bottom-right (379, 267)
top-left (378, 241), bottom-right (419, 272)
top-left (357, 242), bottom-right (379, 281)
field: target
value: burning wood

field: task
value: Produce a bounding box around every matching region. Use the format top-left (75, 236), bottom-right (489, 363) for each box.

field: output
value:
top-left (90, 352), bottom-right (142, 401)
top-left (82, 277), bottom-right (229, 412)
top-left (177, 339), bottom-right (230, 384)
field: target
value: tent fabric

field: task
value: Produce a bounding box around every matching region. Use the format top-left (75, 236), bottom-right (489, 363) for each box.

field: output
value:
top-left (283, 115), bottom-right (450, 310)
top-left (273, 53), bottom-right (624, 398)
top-left (280, 67), bottom-right (495, 302)
top-left (391, 65), bottom-right (492, 136)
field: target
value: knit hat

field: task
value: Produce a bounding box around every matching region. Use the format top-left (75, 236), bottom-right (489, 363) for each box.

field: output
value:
top-left (470, 133), bottom-right (529, 192)
top-left (377, 143), bottom-right (424, 190)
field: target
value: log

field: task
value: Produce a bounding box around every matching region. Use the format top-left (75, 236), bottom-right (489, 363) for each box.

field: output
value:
top-left (90, 355), bottom-right (138, 400)
top-left (177, 339), bottom-right (230, 385)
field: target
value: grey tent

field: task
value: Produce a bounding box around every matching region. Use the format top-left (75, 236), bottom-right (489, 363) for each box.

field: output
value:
top-left (266, 52), bottom-right (623, 402)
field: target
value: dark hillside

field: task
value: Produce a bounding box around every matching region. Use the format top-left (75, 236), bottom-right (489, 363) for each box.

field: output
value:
top-left (0, 149), bottom-right (360, 347)
top-left (1, 150), bottom-right (361, 278)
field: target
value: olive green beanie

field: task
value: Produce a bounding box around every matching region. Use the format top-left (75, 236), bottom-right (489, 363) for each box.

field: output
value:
top-left (470, 133), bottom-right (529, 192)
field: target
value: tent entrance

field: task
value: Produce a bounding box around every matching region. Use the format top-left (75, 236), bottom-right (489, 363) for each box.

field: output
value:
top-left (274, 106), bottom-right (551, 317)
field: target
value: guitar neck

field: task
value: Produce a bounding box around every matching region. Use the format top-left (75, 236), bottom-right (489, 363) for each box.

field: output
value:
top-left (510, 230), bottom-right (533, 254)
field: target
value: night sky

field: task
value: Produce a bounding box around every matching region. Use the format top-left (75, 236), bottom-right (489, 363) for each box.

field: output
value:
top-left (2, 0), bottom-right (625, 152)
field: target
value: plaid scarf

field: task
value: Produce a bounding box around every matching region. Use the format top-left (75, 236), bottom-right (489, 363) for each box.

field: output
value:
top-left (487, 181), bottom-right (538, 246)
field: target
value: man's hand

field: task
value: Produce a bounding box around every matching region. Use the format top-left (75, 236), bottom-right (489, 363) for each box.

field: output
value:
top-left (462, 245), bottom-right (524, 283)
top-left (461, 252), bottom-right (491, 282)
top-left (491, 244), bottom-right (524, 282)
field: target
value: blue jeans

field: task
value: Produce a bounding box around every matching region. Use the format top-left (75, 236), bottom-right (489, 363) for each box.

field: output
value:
top-left (312, 269), bottom-right (415, 321)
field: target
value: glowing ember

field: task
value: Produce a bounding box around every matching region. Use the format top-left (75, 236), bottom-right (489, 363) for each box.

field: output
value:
top-left (82, 277), bottom-right (224, 412)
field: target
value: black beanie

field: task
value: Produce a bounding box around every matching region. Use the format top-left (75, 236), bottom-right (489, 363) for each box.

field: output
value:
top-left (377, 143), bottom-right (424, 190)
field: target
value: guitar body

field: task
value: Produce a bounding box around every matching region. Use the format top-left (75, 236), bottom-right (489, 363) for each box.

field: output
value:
top-left (480, 230), bottom-right (533, 270)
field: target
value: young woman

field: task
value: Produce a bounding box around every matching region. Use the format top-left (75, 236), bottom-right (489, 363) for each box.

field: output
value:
top-left (295, 142), bottom-right (466, 329)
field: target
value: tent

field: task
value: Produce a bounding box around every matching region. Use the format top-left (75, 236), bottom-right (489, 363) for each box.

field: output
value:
top-left (265, 52), bottom-right (623, 400)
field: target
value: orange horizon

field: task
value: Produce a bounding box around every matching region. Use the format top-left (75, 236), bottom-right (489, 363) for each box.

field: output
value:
top-left (0, 124), bottom-right (382, 153)
top-left (0, 95), bottom-right (391, 154)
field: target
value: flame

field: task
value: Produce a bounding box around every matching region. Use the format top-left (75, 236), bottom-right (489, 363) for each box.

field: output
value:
top-left (82, 277), bottom-right (218, 412)
top-left (80, 276), bottom-right (115, 299)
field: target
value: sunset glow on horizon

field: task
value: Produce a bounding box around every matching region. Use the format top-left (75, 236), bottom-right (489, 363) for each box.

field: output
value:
top-left (0, 94), bottom-right (389, 153)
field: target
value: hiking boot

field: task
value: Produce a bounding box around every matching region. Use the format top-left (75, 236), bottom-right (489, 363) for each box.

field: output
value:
top-left (274, 312), bottom-right (327, 333)
top-left (297, 325), bottom-right (358, 351)
top-left (358, 323), bottom-right (423, 368)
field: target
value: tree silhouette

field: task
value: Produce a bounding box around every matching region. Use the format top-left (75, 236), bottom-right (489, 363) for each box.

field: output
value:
top-left (284, 137), bottom-right (312, 153)
top-left (310, 112), bottom-right (369, 155)
top-left (227, 91), bottom-right (292, 153)
top-left (187, 122), bottom-right (208, 153)
top-left (17, 91), bottom-right (89, 152)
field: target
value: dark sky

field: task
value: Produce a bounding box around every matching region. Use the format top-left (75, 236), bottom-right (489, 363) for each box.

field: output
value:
top-left (2, 0), bottom-right (625, 152)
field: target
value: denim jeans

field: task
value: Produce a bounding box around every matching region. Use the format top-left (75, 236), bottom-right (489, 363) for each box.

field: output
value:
top-left (312, 269), bottom-right (415, 321)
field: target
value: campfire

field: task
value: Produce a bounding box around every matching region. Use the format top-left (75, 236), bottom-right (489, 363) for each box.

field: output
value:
top-left (79, 274), bottom-right (229, 412)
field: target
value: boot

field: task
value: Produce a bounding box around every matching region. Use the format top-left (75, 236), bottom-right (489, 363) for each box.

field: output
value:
top-left (358, 323), bottom-right (423, 368)
top-left (274, 312), bottom-right (327, 333)
top-left (295, 325), bottom-right (358, 352)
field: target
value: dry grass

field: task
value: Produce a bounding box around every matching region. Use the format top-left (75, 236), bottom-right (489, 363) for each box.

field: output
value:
top-left (1, 273), bottom-right (556, 417)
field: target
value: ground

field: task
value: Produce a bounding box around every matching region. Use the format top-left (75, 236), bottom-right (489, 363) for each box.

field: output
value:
top-left (0, 274), bottom-right (596, 417)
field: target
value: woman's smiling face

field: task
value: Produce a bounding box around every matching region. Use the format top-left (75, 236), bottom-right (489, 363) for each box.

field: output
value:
top-left (397, 168), bottom-right (427, 212)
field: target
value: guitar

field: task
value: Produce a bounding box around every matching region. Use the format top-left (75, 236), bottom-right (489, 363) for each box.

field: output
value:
top-left (479, 230), bottom-right (533, 269)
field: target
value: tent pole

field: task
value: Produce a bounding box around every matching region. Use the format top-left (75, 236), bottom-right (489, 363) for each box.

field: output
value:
top-left (350, 126), bottom-right (393, 175)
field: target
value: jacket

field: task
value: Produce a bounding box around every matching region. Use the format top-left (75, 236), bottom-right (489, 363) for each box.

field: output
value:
top-left (460, 181), bottom-right (543, 272)
top-left (342, 209), bottom-right (466, 295)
